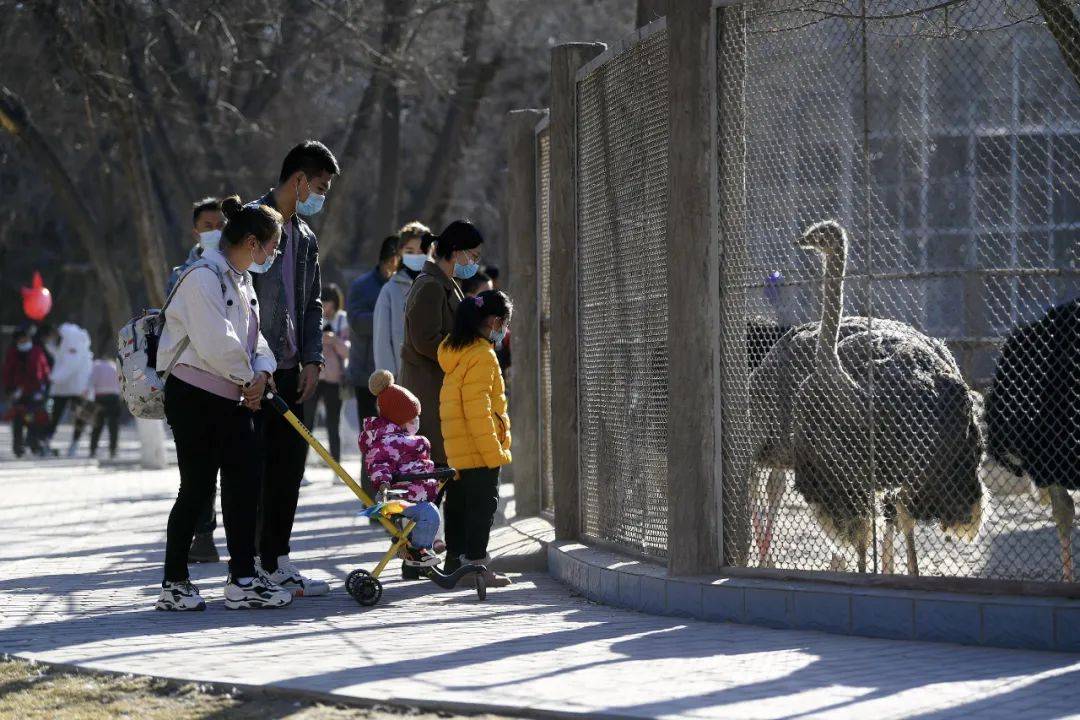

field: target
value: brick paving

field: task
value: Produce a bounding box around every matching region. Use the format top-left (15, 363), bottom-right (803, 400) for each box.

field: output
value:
top-left (1, 424), bottom-right (1078, 719)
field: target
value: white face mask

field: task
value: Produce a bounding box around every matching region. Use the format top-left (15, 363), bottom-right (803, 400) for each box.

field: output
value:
top-left (198, 229), bottom-right (222, 252)
top-left (16, 341), bottom-right (32, 352)
top-left (405, 417), bottom-right (420, 436)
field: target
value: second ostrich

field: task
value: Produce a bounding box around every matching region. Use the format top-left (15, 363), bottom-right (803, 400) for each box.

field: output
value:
top-left (984, 299), bottom-right (1080, 582)
top-left (789, 221), bottom-right (985, 575)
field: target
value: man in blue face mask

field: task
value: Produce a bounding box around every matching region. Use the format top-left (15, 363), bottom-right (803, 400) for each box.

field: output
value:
top-left (165, 198), bottom-right (225, 297)
top-left (251, 139), bottom-right (340, 597)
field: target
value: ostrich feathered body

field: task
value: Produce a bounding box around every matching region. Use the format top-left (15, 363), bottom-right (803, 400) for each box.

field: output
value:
top-left (790, 321), bottom-right (984, 546)
top-left (985, 299), bottom-right (1080, 492)
top-left (749, 317), bottom-right (933, 472)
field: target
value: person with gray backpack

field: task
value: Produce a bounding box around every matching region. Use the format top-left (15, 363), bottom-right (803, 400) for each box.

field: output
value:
top-left (152, 196), bottom-right (292, 612)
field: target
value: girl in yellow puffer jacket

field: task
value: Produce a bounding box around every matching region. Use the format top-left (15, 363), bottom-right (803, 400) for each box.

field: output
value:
top-left (438, 290), bottom-right (513, 587)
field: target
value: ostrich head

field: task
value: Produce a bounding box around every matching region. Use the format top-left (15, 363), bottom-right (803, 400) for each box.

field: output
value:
top-left (798, 220), bottom-right (848, 257)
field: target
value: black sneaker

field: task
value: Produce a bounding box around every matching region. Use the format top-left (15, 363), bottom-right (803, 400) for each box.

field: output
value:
top-left (224, 573), bottom-right (292, 609)
top-left (155, 580), bottom-right (206, 611)
top-left (404, 547), bottom-right (440, 568)
top-left (189, 532), bottom-right (220, 563)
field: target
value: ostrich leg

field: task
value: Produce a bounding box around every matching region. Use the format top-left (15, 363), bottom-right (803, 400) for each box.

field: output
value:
top-left (904, 526), bottom-right (919, 577)
top-left (898, 505), bottom-right (919, 577)
top-left (1048, 485), bottom-right (1075, 582)
top-left (881, 517), bottom-right (896, 574)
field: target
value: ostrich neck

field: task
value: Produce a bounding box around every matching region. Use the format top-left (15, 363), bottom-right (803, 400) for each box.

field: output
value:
top-left (816, 248), bottom-right (847, 372)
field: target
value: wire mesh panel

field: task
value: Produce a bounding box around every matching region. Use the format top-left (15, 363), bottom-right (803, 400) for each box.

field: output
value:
top-left (576, 23), bottom-right (670, 558)
top-left (717, 0), bottom-right (1080, 584)
top-left (536, 122), bottom-right (555, 516)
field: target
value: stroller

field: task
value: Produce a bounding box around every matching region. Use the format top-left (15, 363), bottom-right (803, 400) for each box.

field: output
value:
top-left (264, 390), bottom-right (488, 606)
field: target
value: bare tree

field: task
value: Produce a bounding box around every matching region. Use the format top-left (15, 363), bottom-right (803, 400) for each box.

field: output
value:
top-left (0, 86), bottom-right (132, 333)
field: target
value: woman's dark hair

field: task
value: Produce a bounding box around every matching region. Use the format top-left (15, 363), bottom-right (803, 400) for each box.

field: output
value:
top-left (378, 235), bottom-right (399, 264)
top-left (321, 283), bottom-right (344, 311)
top-left (445, 290), bottom-right (513, 351)
top-left (279, 140), bottom-right (341, 183)
top-left (220, 195), bottom-right (283, 247)
top-left (432, 220), bottom-right (484, 261)
top-left (461, 271), bottom-right (492, 297)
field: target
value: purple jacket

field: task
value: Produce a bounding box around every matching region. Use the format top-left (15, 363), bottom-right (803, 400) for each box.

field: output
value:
top-left (358, 416), bottom-right (438, 502)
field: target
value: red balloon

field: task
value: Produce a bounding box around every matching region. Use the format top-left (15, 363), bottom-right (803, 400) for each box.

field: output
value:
top-left (21, 271), bottom-right (52, 322)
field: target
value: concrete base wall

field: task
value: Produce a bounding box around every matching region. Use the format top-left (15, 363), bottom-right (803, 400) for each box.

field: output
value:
top-left (534, 536), bottom-right (1080, 653)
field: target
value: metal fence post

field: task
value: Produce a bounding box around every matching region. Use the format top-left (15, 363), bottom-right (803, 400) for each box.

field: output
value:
top-left (550, 42), bottom-right (605, 541)
top-left (666, 0), bottom-right (720, 575)
top-left (505, 107), bottom-right (546, 518)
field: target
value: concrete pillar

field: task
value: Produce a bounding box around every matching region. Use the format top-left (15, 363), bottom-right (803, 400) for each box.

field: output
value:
top-left (665, 0), bottom-right (720, 575)
top-left (136, 417), bottom-right (167, 470)
top-left (549, 42), bottom-right (605, 541)
top-left (505, 108), bottom-right (546, 518)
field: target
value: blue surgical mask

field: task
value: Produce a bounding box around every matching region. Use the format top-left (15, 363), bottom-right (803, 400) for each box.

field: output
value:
top-left (295, 176), bottom-right (326, 216)
top-left (489, 328), bottom-right (506, 346)
top-left (16, 341), bottom-right (32, 352)
top-left (248, 246), bottom-right (277, 274)
top-left (454, 261), bottom-right (480, 280)
top-left (198, 229), bottom-right (222, 253)
top-left (402, 254), bottom-right (427, 273)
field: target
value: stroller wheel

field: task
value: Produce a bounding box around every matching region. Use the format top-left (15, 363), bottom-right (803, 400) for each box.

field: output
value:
top-left (346, 569), bottom-right (383, 607)
top-left (345, 569), bottom-right (365, 597)
top-left (475, 571), bottom-right (487, 601)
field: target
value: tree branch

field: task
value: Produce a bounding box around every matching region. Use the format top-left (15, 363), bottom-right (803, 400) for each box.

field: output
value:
top-left (0, 85), bottom-right (131, 332)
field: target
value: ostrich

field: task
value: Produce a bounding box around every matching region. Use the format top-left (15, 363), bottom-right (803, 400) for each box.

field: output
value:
top-left (783, 221), bottom-right (985, 575)
top-left (984, 299), bottom-right (1080, 582)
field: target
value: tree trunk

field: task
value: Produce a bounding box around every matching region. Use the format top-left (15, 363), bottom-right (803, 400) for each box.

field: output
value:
top-left (103, 4), bottom-right (168, 307)
top-left (404, 0), bottom-right (499, 226)
top-left (315, 80), bottom-right (380, 263)
top-left (374, 78), bottom-right (402, 236)
top-left (0, 86), bottom-right (131, 334)
top-left (1036, 0), bottom-right (1080, 93)
top-left (318, 0), bottom-right (413, 263)
top-left (636, 0), bottom-right (666, 28)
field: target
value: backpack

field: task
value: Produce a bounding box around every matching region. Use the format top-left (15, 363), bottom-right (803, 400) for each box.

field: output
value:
top-left (117, 260), bottom-right (227, 419)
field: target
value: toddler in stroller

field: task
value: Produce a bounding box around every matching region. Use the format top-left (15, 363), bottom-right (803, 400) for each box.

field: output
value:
top-left (359, 370), bottom-right (443, 569)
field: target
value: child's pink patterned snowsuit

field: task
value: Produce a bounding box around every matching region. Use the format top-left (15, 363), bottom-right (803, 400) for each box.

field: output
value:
top-left (359, 416), bottom-right (439, 503)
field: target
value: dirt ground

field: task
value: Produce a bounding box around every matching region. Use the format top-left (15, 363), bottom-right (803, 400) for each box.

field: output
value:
top-left (0, 657), bottom-right (515, 720)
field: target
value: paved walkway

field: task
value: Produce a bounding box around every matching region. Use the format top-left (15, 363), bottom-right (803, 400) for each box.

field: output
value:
top-left (1, 424), bottom-right (1078, 719)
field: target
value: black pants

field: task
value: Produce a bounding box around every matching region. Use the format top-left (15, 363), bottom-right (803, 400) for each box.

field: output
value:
top-left (443, 467), bottom-right (501, 562)
top-left (195, 484), bottom-right (218, 534)
top-left (163, 376), bottom-right (259, 581)
top-left (89, 394), bottom-right (121, 457)
top-left (49, 395), bottom-right (88, 442)
top-left (354, 385), bottom-right (378, 498)
top-left (305, 381), bottom-right (343, 462)
top-left (256, 367), bottom-right (310, 573)
top-left (11, 410), bottom-right (44, 457)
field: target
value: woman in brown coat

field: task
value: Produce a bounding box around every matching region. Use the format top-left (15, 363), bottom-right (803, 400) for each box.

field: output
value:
top-left (400, 220), bottom-right (485, 467)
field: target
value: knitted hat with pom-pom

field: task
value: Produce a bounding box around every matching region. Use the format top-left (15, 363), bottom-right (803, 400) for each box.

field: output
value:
top-left (368, 370), bottom-right (421, 427)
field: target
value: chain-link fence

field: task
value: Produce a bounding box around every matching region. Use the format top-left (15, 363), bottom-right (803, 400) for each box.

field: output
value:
top-left (576, 21), bottom-right (671, 558)
top-left (535, 117), bottom-right (555, 517)
top-left (717, 0), bottom-right (1080, 583)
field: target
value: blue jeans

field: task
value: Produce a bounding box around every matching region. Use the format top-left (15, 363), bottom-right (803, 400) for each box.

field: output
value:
top-left (403, 502), bottom-right (440, 549)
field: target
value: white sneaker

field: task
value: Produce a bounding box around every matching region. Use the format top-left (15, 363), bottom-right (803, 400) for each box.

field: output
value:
top-left (267, 555), bottom-right (330, 597)
top-left (224, 573), bottom-right (293, 609)
top-left (155, 580), bottom-right (206, 611)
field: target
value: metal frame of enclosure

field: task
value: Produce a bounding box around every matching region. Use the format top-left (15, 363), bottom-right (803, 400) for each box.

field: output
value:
top-left (509, 0), bottom-right (1080, 597)
top-left (534, 113), bottom-right (555, 519)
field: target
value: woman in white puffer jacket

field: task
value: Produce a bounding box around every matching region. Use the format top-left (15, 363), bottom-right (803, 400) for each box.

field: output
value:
top-left (46, 322), bottom-right (94, 455)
